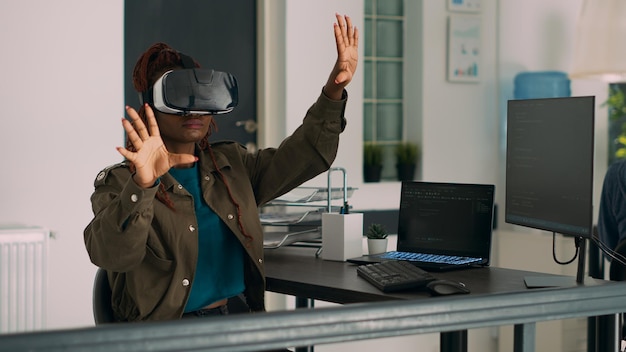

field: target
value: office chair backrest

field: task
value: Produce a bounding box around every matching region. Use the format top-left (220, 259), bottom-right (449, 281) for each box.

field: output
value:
top-left (92, 267), bottom-right (116, 324)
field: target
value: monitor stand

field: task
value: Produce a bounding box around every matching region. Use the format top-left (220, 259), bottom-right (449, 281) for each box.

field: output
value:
top-left (524, 236), bottom-right (587, 288)
top-left (575, 236), bottom-right (587, 283)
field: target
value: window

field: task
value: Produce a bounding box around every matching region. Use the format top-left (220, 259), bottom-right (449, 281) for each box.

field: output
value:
top-left (364, 0), bottom-right (405, 180)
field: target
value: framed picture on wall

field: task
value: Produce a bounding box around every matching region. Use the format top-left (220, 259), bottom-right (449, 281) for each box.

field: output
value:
top-left (447, 15), bottom-right (481, 83)
top-left (447, 0), bottom-right (481, 13)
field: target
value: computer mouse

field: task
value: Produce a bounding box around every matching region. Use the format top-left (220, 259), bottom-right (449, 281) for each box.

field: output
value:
top-left (426, 279), bottom-right (470, 296)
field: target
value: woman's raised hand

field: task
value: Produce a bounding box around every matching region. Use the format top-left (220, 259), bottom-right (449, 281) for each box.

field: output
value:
top-left (116, 105), bottom-right (197, 188)
top-left (324, 13), bottom-right (359, 100)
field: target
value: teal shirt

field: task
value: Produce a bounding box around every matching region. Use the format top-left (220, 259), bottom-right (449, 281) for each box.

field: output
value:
top-left (168, 164), bottom-right (245, 312)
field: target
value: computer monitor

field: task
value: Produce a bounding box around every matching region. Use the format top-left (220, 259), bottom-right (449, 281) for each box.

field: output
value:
top-left (505, 96), bottom-right (595, 239)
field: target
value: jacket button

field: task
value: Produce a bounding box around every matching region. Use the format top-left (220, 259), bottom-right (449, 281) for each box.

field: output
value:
top-left (227, 214), bottom-right (234, 220)
top-left (130, 194), bottom-right (138, 203)
top-left (258, 258), bottom-right (263, 264)
top-left (189, 225), bottom-right (196, 232)
top-left (204, 175), bottom-right (210, 181)
top-left (177, 184), bottom-right (183, 189)
top-left (182, 279), bottom-right (190, 286)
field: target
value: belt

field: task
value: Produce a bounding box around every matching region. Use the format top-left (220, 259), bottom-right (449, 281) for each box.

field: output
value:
top-left (182, 303), bottom-right (229, 318)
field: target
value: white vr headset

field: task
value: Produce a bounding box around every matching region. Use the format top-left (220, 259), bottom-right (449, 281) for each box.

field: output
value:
top-left (140, 53), bottom-right (239, 116)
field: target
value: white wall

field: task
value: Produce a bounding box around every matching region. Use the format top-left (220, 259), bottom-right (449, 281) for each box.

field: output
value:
top-left (0, 0), bottom-right (610, 350)
top-left (420, 1), bottom-right (499, 187)
top-left (282, 1), bottom-right (365, 202)
top-left (0, 0), bottom-right (124, 330)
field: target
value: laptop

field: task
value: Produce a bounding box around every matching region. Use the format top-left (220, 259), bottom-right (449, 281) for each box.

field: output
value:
top-left (348, 181), bottom-right (495, 271)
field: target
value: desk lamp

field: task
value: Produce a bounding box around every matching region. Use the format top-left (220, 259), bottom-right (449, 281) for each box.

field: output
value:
top-left (569, 0), bottom-right (626, 83)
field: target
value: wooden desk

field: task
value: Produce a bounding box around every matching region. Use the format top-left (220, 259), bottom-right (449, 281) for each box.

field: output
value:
top-left (264, 246), bottom-right (624, 352)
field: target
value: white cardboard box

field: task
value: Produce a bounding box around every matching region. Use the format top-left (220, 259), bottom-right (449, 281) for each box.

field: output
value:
top-left (321, 213), bottom-right (363, 261)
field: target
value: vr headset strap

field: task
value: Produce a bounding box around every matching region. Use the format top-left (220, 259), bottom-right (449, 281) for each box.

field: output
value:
top-left (139, 52), bottom-right (196, 105)
top-left (179, 52), bottom-right (196, 69)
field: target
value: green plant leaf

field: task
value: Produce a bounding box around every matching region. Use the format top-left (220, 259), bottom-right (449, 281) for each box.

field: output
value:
top-left (605, 85), bottom-right (626, 121)
top-left (363, 142), bottom-right (383, 167)
top-left (394, 142), bottom-right (419, 165)
top-left (365, 223), bottom-right (388, 239)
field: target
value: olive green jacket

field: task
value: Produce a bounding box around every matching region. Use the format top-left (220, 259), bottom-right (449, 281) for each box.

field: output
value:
top-left (84, 91), bottom-right (347, 321)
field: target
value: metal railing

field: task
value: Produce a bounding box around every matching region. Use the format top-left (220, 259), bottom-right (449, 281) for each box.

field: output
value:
top-left (1, 282), bottom-right (625, 352)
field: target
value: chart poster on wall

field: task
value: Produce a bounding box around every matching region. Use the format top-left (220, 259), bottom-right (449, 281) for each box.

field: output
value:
top-left (447, 15), bottom-right (481, 83)
top-left (447, 0), bottom-right (481, 13)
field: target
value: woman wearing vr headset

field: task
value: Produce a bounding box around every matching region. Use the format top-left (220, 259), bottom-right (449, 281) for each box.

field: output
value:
top-left (84, 13), bottom-right (358, 322)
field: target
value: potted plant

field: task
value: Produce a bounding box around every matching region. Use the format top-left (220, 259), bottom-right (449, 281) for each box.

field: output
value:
top-left (604, 83), bottom-right (626, 164)
top-left (394, 142), bottom-right (419, 181)
top-left (365, 223), bottom-right (388, 255)
top-left (363, 142), bottom-right (384, 182)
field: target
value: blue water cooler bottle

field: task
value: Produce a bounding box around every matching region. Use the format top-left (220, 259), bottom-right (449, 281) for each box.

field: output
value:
top-left (514, 71), bottom-right (571, 99)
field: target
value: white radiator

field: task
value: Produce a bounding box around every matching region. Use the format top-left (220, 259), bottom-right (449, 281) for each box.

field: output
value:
top-left (0, 226), bottom-right (49, 333)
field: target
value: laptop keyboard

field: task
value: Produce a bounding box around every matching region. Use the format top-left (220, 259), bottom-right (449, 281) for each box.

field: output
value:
top-left (379, 251), bottom-right (481, 265)
top-left (357, 260), bottom-right (436, 292)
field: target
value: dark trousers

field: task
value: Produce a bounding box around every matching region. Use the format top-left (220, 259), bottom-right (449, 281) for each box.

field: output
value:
top-left (181, 295), bottom-right (292, 351)
top-left (182, 295), bottom-right (251, 318)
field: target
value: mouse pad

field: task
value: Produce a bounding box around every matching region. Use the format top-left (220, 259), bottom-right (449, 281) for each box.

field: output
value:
top-left (523, 275), bottom-right (577, 288)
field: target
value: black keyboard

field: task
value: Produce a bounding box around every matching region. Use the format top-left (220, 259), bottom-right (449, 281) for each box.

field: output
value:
top-left (356, 260), bottom-right (436, 292)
